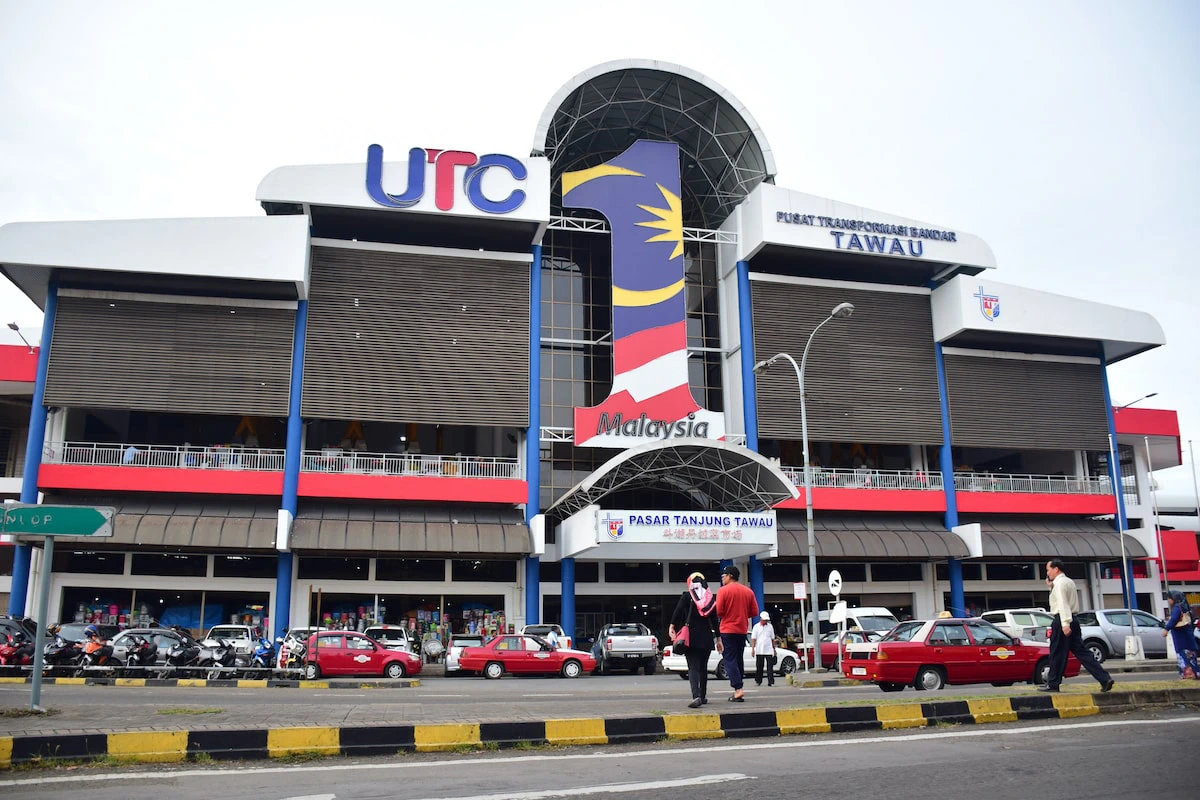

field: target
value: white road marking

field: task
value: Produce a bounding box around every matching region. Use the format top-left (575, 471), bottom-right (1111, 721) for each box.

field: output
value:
top-left (406, 773), bottom-right (749, 800)
top-left (521, 693), bottom-right (573, 698)
top-left (420, 694), bottom-right (469, 698)
top-left (281, 795), bottom-right (337, 800)
top-left (1, 715), bottom-right (1196, 788)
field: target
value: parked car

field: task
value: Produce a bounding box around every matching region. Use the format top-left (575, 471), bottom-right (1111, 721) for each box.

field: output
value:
top-left (55, 622), bottom-right (121, 643)
top-left (591, 623), bottom-right (658, 675)
top-left (1075, 609), bottom-right (1168, 662)
top-left (445, 634), bottom-right (486, 675)
top-left (802, 629), bottom-right (882, 671)
top-left (808, 606), bottom-right (899, 638)
top-left (457, 634), bottom-right (594, 679)
top-left (0, 616), bottom-right (41, 642)
top-left (520, 624), bottom-right (572, 650)
top-left (841, 617), bottom-right (1076, 692)
top-left (302, 631), bottom-right (422, 679)
top-left (364, 625), bottom-right (415, 652)
top-left (661, 633), bottom-right (800, 679)
top-left (979, 609), bottom-right (1054, 642)
top-left (111, 627), bottom-right (188, 666)
top-left (202, 624), bottom-right (264, 663)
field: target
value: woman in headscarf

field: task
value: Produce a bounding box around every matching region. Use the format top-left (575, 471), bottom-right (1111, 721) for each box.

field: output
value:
top-left (1162, 591), bottom-right (1200, 680)
top-left (669, 571), bottom-right (722, 708)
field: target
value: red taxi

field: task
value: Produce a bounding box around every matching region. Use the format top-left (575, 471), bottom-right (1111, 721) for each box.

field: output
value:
top-left (457, 634), bottom-right (596, 679)
top-left (841, 618), bottom-right (1079, 692)
top-left (303, 631), bottom-right (422, 680)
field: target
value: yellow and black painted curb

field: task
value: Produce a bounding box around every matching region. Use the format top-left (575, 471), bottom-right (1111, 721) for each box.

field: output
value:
top-left (2, 686), bottom-right (1196, 768)
top-left (0, 677), bottom-right (418, 690)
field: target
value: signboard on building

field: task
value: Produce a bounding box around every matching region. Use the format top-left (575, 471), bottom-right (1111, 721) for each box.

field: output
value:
top-left (558, 505), bottom-right (775, 560)
top-left (562, 140), bottom-right (725, 449)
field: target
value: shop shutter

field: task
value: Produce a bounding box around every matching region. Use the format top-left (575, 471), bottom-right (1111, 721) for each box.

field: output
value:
top-left (943, 353), bottom-right (1109, 450)
top-left (44, 295), bottom-right (293, 416)
top-left (751, 280), bottom-right (942, 445)
top-left (302, 246), bottom-right (530, 427)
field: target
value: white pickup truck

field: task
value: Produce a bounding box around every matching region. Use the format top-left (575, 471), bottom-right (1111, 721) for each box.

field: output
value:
top-left (591, 623), bottom-right (658, 675)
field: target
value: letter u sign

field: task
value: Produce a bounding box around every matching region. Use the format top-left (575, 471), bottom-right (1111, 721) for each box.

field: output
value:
top-left (561, 140), bottom-right (723, 448)
top-left (365, 144), bottom-right (527, 214)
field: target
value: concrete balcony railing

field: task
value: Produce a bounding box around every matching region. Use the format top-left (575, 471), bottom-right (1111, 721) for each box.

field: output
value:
top-left (44, 441), bottom-right (286, 471)
top-left (300, 449), bottom-right (521, 479)
top-left (780, 466), bottom-right (944, 491)
top-left (952, 472), bottom-right (1111, 495)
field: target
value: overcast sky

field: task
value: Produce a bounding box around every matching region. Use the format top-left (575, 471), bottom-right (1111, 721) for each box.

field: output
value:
top-left (1, 1), bottom-right (1196, 494)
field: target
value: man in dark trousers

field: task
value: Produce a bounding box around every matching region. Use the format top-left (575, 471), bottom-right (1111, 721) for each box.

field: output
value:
top-left (714, 564), bottom-right (758, 702)
top-left (1039, 559), bottom-right (1114, 693)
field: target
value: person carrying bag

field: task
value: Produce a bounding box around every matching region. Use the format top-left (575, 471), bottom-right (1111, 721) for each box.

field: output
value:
top-left (669, 571), bottom-right (720, 708)
top-left (1163, 591), bottom-right (1200, 680)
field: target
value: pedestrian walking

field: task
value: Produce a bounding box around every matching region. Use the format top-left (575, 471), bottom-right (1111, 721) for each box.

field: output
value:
top-left (1039, 559), bottom-right (1114, 693)
top-left (714, 564), bottom-right (758, 702)
top-left (1161, 591), bottom-right (1200, 680)
top-left (668, 572), bottom-right (721, 708)
top-left (751, 611), bottom-right (776, 687)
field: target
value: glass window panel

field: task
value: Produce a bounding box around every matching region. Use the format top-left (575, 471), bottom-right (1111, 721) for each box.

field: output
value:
top-left (52, 550), bottom-right (125, 575)
top-left (450, 560), bottom-right (517, 582)
top-left (131, 553), bottom-right (207, 577)
top-left (377, 558), bottom-right (446, 582)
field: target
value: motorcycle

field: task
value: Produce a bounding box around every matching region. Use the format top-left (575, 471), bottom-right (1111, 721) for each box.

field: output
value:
top-left (79, 639), bottom-right (115, 675)
top-left (121, 634), bottom-right (158, 675)
top-left (248, 637), bottom-right (276, 678)
top-left (0, 632), bottom-right (35, 667)
top-left (43, 635), bottom-right (84, 674)
top-left (280, 638), bottom-right (307, 675)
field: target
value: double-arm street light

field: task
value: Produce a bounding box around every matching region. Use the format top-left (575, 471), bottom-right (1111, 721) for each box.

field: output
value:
top-left (754, 301), bottom-right (855, 671)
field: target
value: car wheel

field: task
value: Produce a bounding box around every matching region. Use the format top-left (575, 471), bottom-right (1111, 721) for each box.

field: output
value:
top-left (715, 661), bottom-right (727, 681)
top-left (484, 661), bottom-right (504, 680)
top-left (779, 657), bottom-right (797, 675)
top-left (642, 659), bottom-right (656, 676)
top-left (304, 662), bottom-right (321, 680)
top-left (914, 666), bottom-right (946, 691)
top-left (1034, 658), bottom-right (1051, 685)
top-left (385, 661), bottom-right (406, 679)
top-left (561, 660), bottom-right (582, 678)
top-left (1084, 640), bottom-right (1108, 664)
top-left (879, 682), bottom-right (905, 693)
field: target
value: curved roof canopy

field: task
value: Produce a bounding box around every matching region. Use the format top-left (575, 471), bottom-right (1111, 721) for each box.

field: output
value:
top-left (545, 438), bottom-right (799, 523)
top-left (533, 59), bottom-right (776, 228)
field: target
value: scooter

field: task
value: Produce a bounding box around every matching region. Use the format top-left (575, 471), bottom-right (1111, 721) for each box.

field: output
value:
top-left (0, 632), bottom-right (35, 667)
top-left (43, 635), bottom-right (84, 674)
top-left (248, 637), bottom-right (276, 678)
top-left (121, 634), bottom-right (158, 675)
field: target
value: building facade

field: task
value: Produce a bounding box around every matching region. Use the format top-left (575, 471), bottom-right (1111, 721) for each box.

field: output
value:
top-left (1, 60), bottom-right (1194, 645)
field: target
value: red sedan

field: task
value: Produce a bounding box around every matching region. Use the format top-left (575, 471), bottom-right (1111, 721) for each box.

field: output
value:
top-left (457, 634), bottom-right (596, 679)
top-left (841, 618), bottom-right (1079, 692)
top-left (303, 631), bottom-right (422, 679)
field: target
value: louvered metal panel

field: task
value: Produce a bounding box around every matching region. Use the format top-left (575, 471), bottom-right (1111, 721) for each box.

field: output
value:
top-left (944, 354), bottom-right (1109, 450)
top-left (303, 246), bottom-right (530, 426)
top-left (44, 296), bottom-right (293, 415)
top-left (751, 280), bottom-right (943, 444)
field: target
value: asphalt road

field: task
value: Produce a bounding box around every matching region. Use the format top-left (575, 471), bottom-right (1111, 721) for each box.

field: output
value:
top-left (3, 709), bottom-right (1196, 799)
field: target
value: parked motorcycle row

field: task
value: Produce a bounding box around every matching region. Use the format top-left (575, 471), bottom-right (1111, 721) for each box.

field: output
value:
top-left (0, 626), bottom-right (308, 680)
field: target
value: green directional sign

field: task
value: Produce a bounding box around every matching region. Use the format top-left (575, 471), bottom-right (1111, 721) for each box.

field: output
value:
top-left (2, 504), bottom-right (114, 537)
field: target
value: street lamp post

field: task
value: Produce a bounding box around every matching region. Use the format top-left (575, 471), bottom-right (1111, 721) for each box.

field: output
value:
top-left (754, 301), bottom-right (854, 672)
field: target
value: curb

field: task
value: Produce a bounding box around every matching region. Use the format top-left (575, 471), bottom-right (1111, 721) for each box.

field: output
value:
top-left (0, 677), bottom-right (419, 690)
top-left (3, 686), bottom-right (1197, 768)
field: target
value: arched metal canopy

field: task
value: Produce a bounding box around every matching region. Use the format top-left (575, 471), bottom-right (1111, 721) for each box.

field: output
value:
top-left (545, 438), bottom-right (799, 523)
top-left (533, 59), bottom-right (776, 228)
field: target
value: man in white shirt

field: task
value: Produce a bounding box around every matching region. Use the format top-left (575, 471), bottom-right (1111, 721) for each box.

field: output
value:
top-left (1040, 559), bottom-right (1114, 693)
top-left (751, 611), bottom-right (776, 687)
top-left (545, 627), bottom-right (560, 650)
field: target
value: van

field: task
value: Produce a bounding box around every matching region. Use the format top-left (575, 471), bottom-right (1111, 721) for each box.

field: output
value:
top-left (807, 606), bottom-right (898, 638)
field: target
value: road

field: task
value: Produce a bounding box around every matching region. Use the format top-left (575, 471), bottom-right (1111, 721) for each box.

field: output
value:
top-left (3, 710), bottom-right (1195, 799)
top-left (0, 669), bottom-right (1180, 735)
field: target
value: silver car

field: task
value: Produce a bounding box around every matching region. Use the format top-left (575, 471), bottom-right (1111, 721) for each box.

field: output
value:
top-left (980, 609), bottom-right (1054, 642)
top-left (110, 627), bottom-right (188, 666)
top-left (445, 634), bottom-right (485, 675)
top-left (1075, 609), bottom-right (1167, 662)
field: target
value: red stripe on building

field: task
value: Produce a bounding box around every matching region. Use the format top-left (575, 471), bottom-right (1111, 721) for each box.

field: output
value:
top-left (1113, 407), bottom-right (1179, 438)
top-left (777, 488), bottom-right (947, 513)
top-left (0, 344), bottom-right (38, 382)
top-left (298, 473), bottom-right (527, 504)
top-left (38, 464), bottom-right (284, 496)
top-left (612, 321), bottom-right (688, 374)
top-left (955, 492), bottom-right (1117, 515)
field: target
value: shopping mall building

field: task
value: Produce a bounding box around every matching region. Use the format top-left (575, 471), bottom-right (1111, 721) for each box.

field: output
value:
top-left (0, 60), bottom-right (1195, 645)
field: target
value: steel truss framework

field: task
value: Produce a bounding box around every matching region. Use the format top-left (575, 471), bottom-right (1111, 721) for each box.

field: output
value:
top-left (545, 438), bottom-right (798, 523)
top-left (534, 61), bottom-right (776, 229)
top-left (546, 215), bottom-right (739, 245)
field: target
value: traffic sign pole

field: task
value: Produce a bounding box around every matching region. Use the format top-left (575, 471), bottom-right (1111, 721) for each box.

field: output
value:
top-left (29, 535), bottom-right (54, 712)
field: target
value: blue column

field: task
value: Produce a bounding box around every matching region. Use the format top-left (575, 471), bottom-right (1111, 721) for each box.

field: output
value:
top-left (275, 299), bottom-right (307, 640)
top-left (524, 243), bottom-right (543, 625)
top-left (8, 283), bottom-right (58, 616)
top-left (736, 260), bottom-right (759, 452)
top-left (1099, 357), bottom-right (1136, 609)
top-left (560, 557), bottom-right (575, 641)
top-left (748, 555), bottom-right (765, 614)
top-left (933, 343), bottom-right (964, 617)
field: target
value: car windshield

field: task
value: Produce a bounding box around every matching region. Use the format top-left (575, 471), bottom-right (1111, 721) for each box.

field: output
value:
top-left (370, 630), bottom-right (407, 644)
top-left (881, 622), bottom-right (924, 642)
top-left (607, 624), bottom-right (646, 635)
top-left (856, 616), bottom-right (898, 632)
top-left (524, 625), bottom-right (559, 635)
top-left (209, 627), bottom-right (252, 639)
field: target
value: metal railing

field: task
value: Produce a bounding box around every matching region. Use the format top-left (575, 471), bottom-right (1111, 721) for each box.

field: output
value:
top-left (44, 441), bottom-right (286, 471)
top-left (952, 472), bottom-right (1111, 495)
top-left (781, 466), bottom-right (944, 490)
top-left (301, 450), bottom-right (521, 479)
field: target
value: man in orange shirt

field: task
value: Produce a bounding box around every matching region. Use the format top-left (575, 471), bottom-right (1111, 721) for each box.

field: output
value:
top-left (714, 564), bottom-right (758, 702)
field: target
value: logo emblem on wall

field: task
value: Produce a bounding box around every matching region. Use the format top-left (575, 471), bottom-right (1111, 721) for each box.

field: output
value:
top-left (365, 145), bottom-right (528, 214)
top-left (561, 140), bottom-right (725, 448)
top-left (973, 285), bottom-right (1000, 322)
top-left (603, 513), bottom-right (625, 541)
